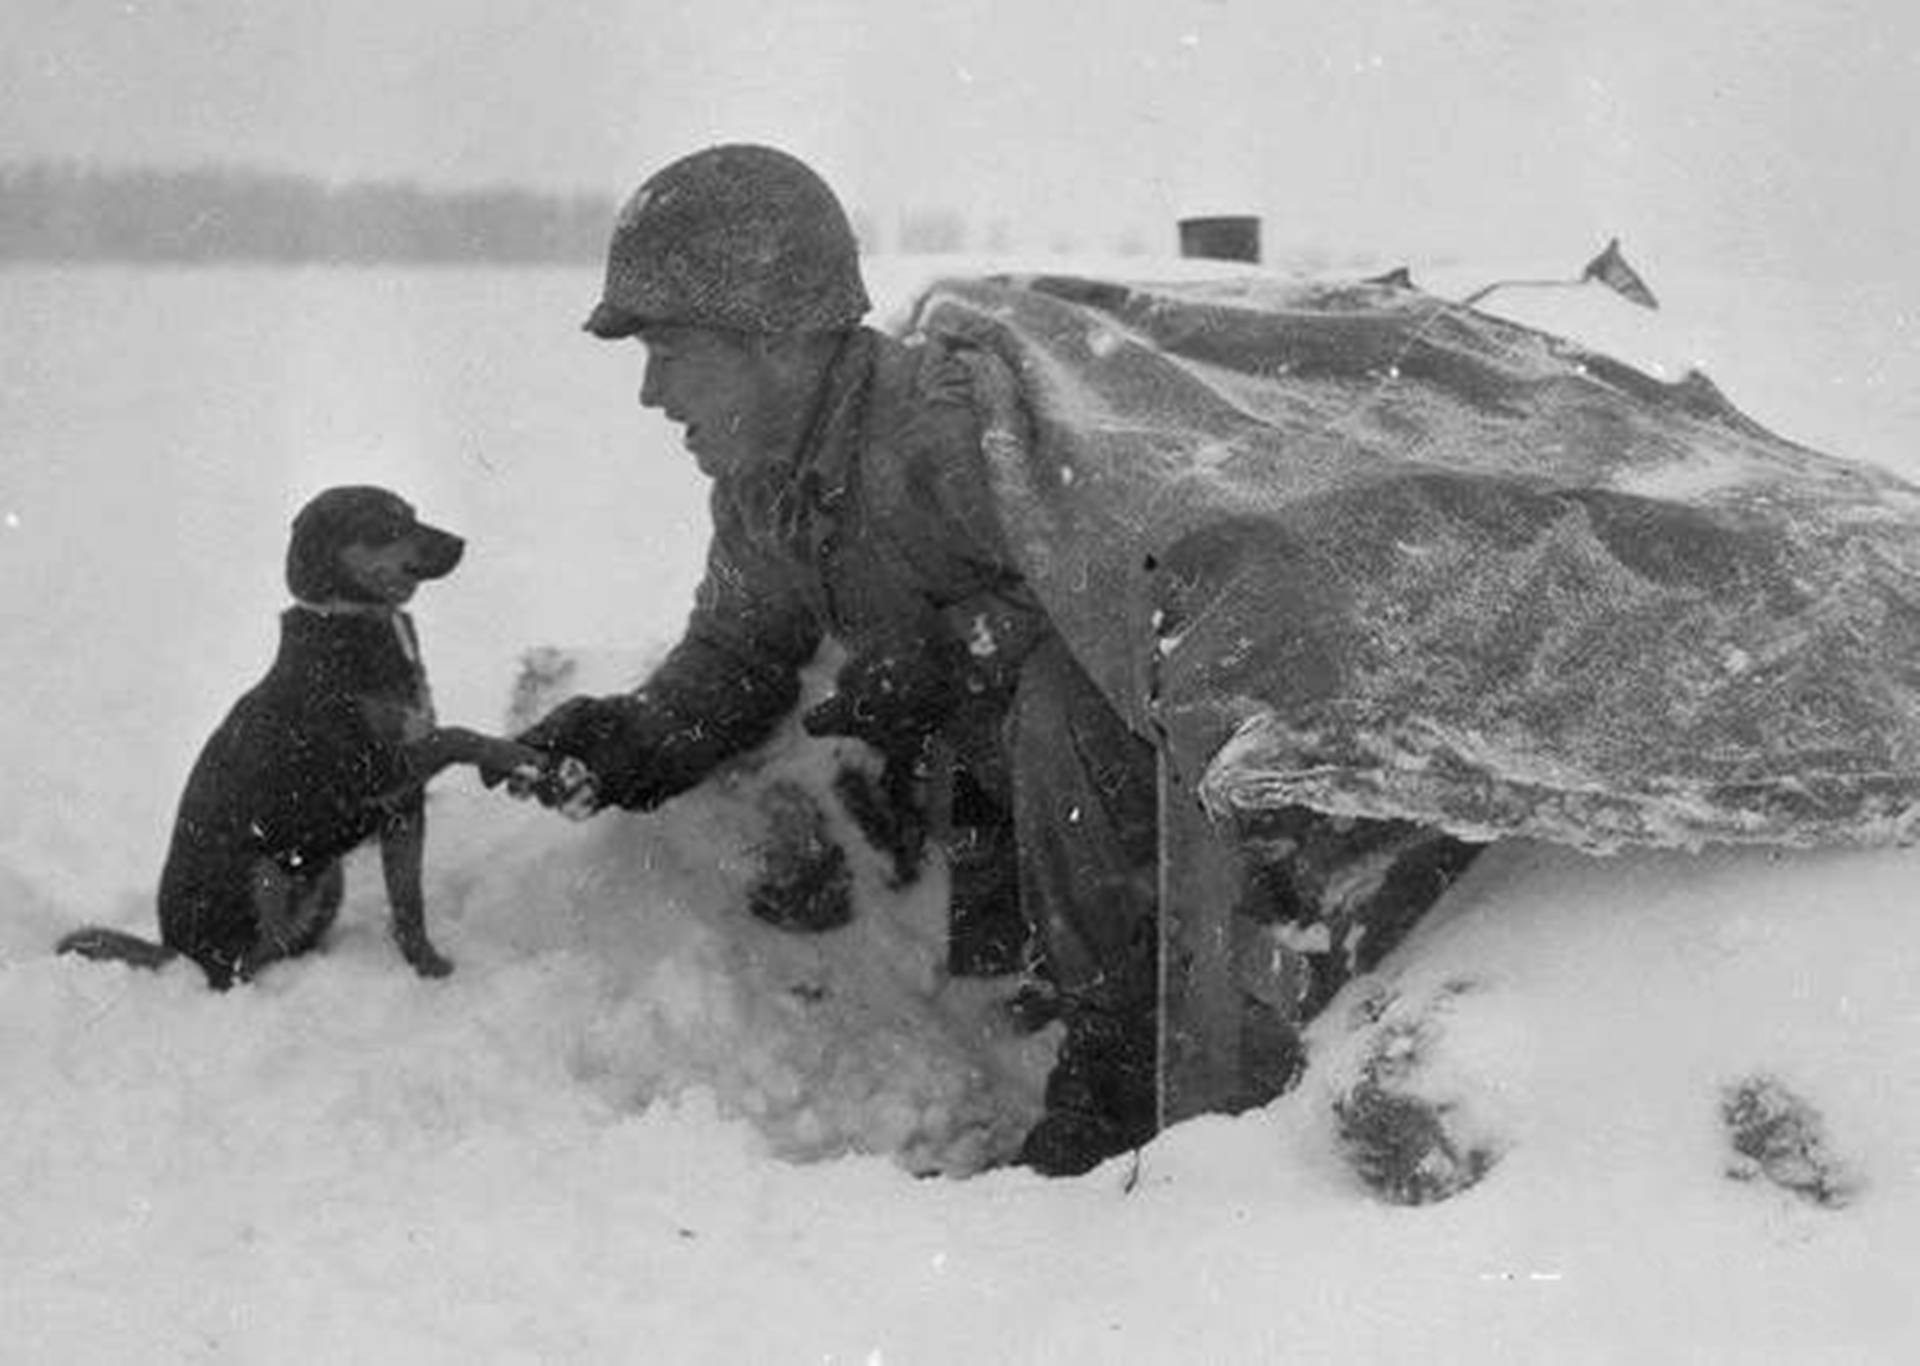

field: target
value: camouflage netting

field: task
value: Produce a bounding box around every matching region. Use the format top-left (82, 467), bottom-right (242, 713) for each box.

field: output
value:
top-left (913, 274), bottom-right (1920, 851)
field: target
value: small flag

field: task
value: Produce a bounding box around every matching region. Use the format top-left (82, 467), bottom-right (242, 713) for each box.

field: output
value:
top-left (1581, 238), bottom-right (1659, 310)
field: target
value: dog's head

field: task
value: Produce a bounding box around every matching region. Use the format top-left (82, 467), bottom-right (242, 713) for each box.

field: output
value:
top-left (285, 486), bottom-right (465, 606)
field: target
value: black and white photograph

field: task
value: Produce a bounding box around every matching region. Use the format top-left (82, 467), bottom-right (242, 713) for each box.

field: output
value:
top-left (4, 1), bottom-right (1918, 1359)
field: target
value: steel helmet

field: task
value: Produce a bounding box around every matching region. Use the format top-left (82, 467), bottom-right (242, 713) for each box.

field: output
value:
top-left (583, 143), bottom-right (870, 338)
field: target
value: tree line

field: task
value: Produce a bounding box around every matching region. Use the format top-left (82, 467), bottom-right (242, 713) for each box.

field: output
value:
top-left (0, 163), bottom-right (616, 265)
top-left (0, 160), bottom-right (1178, 265)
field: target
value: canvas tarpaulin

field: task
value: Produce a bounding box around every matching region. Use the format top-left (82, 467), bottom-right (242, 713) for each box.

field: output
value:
top-left (913, 273), bottom-right (1920, 853)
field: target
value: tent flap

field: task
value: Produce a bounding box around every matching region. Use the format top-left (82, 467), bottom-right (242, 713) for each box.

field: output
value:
top-left (915, 273), bottom-right (1920, 851)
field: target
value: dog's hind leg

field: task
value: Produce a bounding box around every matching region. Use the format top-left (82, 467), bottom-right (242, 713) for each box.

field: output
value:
top-left (239, 859), bottom-right (344, 981)
top-left (285, 861), bottom-right (345, 954)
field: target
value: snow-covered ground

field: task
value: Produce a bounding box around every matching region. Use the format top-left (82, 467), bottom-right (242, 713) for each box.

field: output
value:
top-left (4, 253), bottom-right (1920, 1362)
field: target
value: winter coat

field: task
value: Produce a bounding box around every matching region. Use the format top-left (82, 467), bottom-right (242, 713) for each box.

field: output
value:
top-left (591, 327), bottom-right (1051, 809)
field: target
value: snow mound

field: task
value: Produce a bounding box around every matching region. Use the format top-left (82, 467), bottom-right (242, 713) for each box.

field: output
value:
top-left (14, 647), bottom-right (1920, 1360)
top-left (468, 644), bottom-right (1060, 1172)
top-left (431, 743), bottom-right (1055, 1175)
top-left (17, 643), bottom-right (1053, 1186)
top-left (1306, 839), bottom-right (1920, 1216)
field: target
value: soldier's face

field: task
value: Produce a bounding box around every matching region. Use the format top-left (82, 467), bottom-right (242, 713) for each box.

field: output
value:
top-left (635, 325), bottom-right (803, 480)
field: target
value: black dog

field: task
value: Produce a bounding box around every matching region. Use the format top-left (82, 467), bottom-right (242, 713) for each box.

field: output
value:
top-left (58, 486), bottom-right (542, 988)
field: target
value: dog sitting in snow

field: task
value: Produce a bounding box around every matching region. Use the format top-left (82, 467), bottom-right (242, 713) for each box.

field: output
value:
top-left (58, 485), bottom-right (546, 988)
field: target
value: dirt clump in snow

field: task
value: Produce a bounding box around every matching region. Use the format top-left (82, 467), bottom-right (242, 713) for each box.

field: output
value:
top-left (1327, 978), bottom-right (1503, 1205)
top-left (1721, 1073), bottom-right (1859, 1208)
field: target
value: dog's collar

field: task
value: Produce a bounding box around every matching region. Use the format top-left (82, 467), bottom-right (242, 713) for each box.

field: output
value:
top-left (289, 598), bottom-right (429, 695)
top-left (292, 597), bottom-right (398, 621)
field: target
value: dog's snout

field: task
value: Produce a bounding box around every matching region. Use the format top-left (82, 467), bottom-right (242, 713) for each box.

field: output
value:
top-left (409, 524), bottom-right (465, 580)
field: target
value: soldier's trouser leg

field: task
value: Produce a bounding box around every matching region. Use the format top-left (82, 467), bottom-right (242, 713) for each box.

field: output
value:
top-left (1009, 638), bottom-right (1159, 1003)
top-left (1009, 638), bottom-right (1161, 1174)
top-left (942, 774), bottom-right (1029, 978)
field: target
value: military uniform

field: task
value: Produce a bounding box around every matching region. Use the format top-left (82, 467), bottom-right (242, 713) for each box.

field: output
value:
top-left (537, 143), bottom-right (1161, 1174)
top-left (567, 325), bottom-right (1160, 1024)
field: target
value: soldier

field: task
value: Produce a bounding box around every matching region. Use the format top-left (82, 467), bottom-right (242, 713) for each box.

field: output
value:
top-left (520, 144), bottom-right (1159, 1175)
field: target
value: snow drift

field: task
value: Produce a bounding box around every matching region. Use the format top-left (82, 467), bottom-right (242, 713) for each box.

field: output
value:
top-left (13, 723), bottom-right (1920, 1362)
top-left (9, 260), bottom-right (1920, 1358)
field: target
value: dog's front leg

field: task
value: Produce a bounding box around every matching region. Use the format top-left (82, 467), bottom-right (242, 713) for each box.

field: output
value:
top-left (380, 796), bottom-right (453, 978)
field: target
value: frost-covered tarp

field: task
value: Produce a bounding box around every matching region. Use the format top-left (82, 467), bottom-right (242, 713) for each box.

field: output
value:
top-left (914, 274), bottom-right (1920, 851)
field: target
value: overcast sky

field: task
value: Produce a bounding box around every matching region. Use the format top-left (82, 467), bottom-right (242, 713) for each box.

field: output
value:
top-left (7, 0), bottom-right (1917, 274)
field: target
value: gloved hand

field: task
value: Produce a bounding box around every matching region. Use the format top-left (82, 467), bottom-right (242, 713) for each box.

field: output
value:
top-left (802, 638), bottom-right (964, 756)
top-left (493, 694), bottom-right (652, 812)
top-left (485, 753), bottom-right (601, 821)
top-left (513, 695), bottom-right (620, 752)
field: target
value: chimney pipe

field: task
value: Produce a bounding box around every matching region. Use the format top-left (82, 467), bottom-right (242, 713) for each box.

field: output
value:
top-left (1178, 215), bottom-right (1261, 264)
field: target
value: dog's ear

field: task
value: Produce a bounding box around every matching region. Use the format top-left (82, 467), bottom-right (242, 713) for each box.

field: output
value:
top-left (282, 514), bottom-right (347, 599)
top-left (286, 508), bottom-right (352, 601)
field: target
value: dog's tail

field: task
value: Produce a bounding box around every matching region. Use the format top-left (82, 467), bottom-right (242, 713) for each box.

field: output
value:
top-left (56, 927), bottom-right (179, 971)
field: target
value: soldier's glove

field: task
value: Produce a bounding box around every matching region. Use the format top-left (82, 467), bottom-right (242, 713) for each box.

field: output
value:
top-left (492, 754), bottom-right (601, 821)
top-left (514, 695), bottom-right (621, 755)
top-left (801, 639), bottom-right (965, 759)
top-left (502, 694), bottom-right (663, 813)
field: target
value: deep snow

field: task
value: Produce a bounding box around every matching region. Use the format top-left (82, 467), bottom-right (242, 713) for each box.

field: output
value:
top-left (4, 255), bottom-right (1920, 1362)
